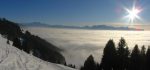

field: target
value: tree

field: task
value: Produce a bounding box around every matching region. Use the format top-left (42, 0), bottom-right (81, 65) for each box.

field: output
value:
top-left (146, 46), bottom-right (150, 70)
top-left (81, 55), bottom-right (97, 70)
top-left (140, 45), bottom-right (146, 70)
top-left (116, 37), bottom-right (130, 70)
top-left (13, 37), bottom-right (22, 50)
top-left (100, 39), bottom-right (117, 70)
top-left (129, 45), bottom-right (141, 70)
top-left (141, 45), bottom-right (146, 55)
top-left (80, 66), bottom-right (84, 70)
top-left (67, 64), bottom-right (76, 68)
top-left (21, 31), bottom-right (32, 53)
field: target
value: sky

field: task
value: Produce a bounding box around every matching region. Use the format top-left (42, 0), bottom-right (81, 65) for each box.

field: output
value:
top-left (0, 0), bottom-right (150, 27)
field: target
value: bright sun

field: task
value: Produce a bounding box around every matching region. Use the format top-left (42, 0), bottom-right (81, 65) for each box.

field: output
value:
top-left (124, 5), bottom-right (142, 23)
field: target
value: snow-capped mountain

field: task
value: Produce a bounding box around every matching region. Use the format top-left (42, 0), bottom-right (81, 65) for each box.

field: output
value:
top-left (0, 35), bottom-right (76, 70)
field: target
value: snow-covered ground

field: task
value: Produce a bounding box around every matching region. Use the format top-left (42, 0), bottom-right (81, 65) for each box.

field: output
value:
top-left (0, 35), bottom-right (76, 70)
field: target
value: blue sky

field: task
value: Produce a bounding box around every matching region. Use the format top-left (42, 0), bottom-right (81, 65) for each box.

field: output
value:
top-left (0, 0), bottom-right (150, 26)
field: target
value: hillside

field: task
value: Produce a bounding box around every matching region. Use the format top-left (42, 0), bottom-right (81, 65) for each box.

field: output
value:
top-left (0, 35), bottom-right (76, 70)
top-left (0, 18), bottom-right (66, 64)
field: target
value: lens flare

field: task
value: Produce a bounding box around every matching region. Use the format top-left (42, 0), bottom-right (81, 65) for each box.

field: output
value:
top-left (125, 7), bottom-right (141, 23)
top-left (123, 0), bottom-right (142, 24)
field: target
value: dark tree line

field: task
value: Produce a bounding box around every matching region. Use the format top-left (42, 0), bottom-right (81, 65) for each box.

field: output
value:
top-left (81, 38), bottom-right (150, 70)
top-left (64, 63), bottom-right (76, 69)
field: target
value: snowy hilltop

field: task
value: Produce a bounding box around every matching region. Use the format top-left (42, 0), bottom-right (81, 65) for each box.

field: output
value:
top-left (0, 35), bottom-right (76, 70)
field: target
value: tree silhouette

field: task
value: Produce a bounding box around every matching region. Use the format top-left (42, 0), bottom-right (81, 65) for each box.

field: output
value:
top-left (13, 37), bottom-right (22, 50)
top-left (146, 46), bottom-right (150, 70)
top-left (81, 38), bottom-right (150, 70)
top-left (100, 39), bottom-right (117, 70)
top-left (67, 64), bottom-right (76, 68)
top-left (141, 45), bottom-right (146, 55)
top-left (129, 45), bottom-right (141, 70)
top-left (116, 37), bottom-right (130, 70)
top-left (21, 31), bottom-right (32, 53)
top-left (81, 55), bottom-right (97, 70)
top-left (140, 45), bottom-right (146, 70)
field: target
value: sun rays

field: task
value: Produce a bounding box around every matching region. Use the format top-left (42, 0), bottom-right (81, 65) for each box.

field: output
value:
top-left (123, 1), bottom-right (142, 24)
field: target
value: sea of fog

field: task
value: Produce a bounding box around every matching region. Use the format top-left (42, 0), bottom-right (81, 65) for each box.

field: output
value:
top-left (24, 27), bottom-right (150, 68)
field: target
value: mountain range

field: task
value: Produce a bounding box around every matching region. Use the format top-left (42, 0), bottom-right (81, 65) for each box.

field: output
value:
top-left (20, 22), bottom-right (144, 31)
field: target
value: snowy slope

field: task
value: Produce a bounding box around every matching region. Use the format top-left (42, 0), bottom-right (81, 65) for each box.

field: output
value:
top-left (0, 35), bottom-right (76, 70)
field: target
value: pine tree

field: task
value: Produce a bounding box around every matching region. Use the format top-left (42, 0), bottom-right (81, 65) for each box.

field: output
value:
top-left (146, 46), bottom-right (150, 70)
top-left (116, 37), bottom-right (130, 70)
top-left (13, 37), bottom-right (22, 50)
top-left (129, 45), bottom-right (141, 70)
top-left (140, 45), bottom-right (146, 70)
top-left (81, 55), bottom-right (97, 70)
top-left (100, 39), bottom-right (117, 70)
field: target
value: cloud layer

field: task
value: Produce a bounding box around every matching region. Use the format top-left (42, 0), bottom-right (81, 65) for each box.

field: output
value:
top-left (25, 27), bottom-right (150, 68)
